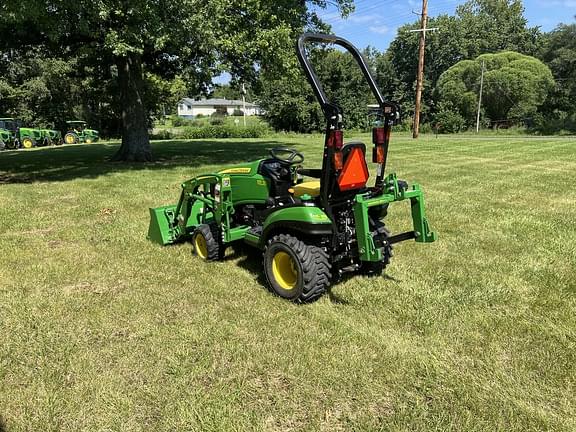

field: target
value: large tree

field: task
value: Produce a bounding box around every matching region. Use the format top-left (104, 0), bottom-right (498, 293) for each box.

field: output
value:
top-left (436, 51), bottom-right (554, 126)
top-left (1, 0), bottom-right (353, 161)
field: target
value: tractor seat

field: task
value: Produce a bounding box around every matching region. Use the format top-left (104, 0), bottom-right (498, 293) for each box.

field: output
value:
top-left (291, 181), bottom-right (321, 198)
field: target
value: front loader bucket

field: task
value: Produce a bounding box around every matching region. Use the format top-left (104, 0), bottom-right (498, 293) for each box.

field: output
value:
top-left (148, 205), bottom-right (178, 245)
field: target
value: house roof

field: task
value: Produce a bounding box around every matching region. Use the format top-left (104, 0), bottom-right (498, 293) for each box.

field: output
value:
top-left (181, 98), bottom-right (259, 108)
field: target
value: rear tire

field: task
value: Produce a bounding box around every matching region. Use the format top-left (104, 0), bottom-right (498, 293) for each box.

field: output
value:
top-left (192, 223), bottom-right (223, 261)
top-left (264, 234), bottom-right (331, 303)
top-left (0, 140), bottom-right (5, 150)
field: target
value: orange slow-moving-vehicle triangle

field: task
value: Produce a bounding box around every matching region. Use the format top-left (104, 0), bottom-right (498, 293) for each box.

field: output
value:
top-left (337, 147), bottom-right (369, 191)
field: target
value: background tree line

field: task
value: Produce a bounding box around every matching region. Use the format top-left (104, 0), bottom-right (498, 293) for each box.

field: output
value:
top-left (258, 0), bottom-right (575, 134)
top-left (0, 0), bottom-right (575, 162)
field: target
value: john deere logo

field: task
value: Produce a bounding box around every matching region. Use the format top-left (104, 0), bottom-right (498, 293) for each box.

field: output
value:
top-left (219, 167), bottom-right (251, 174)
top-left (312, 214), bottom-right (329, 221)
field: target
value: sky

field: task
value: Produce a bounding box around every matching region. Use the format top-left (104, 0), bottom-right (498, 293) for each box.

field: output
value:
top-left (317, 0), bottom-right (576, 52)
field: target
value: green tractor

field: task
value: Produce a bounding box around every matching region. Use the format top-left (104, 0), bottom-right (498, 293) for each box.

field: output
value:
top-left (0, 126), bottom-right (11, 150)
top-left (64, 121), bottom-right (99, 144)
top-left (0, 118), bottom-right (47, 149)
top-left (40, 128), bottom-right (63, 146)
top-left (148, 34), bottom-right (437, 303)
top-left (0, 118), bottom-right (21, 149)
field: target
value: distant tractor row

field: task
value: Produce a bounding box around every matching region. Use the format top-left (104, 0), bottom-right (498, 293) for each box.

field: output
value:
top-left (0, 118), bottom-right (99, 150)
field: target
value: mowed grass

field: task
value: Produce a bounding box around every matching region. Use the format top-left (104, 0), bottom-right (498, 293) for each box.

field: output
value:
top-left (0, 133), bottom-right (575, 431)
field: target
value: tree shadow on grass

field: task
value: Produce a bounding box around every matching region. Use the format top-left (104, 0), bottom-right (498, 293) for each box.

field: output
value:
top-left (0, 139), bottom-right (285, 184)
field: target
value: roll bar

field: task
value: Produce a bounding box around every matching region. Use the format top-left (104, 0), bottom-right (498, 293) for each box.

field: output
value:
top-left (296, 33), bottom-right (399, 123)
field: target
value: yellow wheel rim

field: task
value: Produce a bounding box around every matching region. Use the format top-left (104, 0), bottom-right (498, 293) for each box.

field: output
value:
top-left (65, 134), bottom-right (75, 144)
top-left (85, 138), bottom-right (93, 144)
top-left (22, 138), bottom-right (33, 148)
top-left (194, 233), bottom-right (208, 259)
top-left (272, 251), bottom-right (298, 290)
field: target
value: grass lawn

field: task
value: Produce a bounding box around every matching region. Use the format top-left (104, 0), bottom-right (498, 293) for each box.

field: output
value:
top-left (0, 133), bottom-right (575, 431)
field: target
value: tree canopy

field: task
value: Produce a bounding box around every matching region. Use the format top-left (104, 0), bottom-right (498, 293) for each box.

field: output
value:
top-left (538, 22), bottom-right (576, 133)
top-left (0, 0), bottom-right (353, 160)
top-left (0, 0), bottom-right (573, 140)
top-left (436, 51), bottom-right (554, 129)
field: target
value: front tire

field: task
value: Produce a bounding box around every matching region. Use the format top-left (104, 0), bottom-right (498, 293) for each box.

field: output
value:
top-left (21, 137), bottom-right (35, 149)
top-left (192, 224), bottom-right (223, 261)
top-left (264, 234), bottom-right (331, 303)
top-left (64, 132), bottom-right (79, 144)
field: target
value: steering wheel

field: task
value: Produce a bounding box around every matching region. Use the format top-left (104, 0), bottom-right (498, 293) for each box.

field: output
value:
top-left (269, 147), bottom-right (304, 165)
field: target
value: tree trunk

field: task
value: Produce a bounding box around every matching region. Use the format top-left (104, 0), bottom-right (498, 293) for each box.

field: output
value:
top-left (112, 53), bottom-right (152, 162)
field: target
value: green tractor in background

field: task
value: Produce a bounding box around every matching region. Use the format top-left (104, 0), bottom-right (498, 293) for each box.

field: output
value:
top-left (64, 121), bottom-right (99, 144)
top-left (0, 126), bottom-right (11, 150)
top-left (0, 118), bottom-right (62, 149)
top-left (40, 128), bottom-right (63, 146)
top-left (148, 34), bottom-right (437, 303)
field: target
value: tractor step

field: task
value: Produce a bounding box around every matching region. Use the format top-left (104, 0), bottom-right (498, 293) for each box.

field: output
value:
top-left (244, 226), bottom-right (263, 248)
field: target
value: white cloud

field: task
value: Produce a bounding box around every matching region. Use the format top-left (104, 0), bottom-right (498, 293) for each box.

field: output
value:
top-left (536, 0), bottom-right (576, 6)
top-left (369, 25), bottom-right (390, 35)
top-left (348, 14), bottom-right (381, 24)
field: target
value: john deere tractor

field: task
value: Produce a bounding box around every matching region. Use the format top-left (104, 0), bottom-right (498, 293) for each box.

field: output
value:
top-left (0, 126), bottom-right (10, 150)
top-left (64, 121), bottom-right (99, 144)
top-left (148, 34), bottom-right (436, 303)
top-left (0, 118), bottom-right (47, 149)
top-left (40, 128), bottom-right (63, 146)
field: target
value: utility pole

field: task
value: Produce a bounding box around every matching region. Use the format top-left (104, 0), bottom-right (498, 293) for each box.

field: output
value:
top-left (411, 0), bottom-right (437, 139)
top-left (476, 60), bottom-right (485, 133)
top-left (241, 83), bottom-right (247, 127)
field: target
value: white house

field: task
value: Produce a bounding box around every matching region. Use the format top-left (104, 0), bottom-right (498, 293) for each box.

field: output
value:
top-left (177, 98), bottom-right (262, 118)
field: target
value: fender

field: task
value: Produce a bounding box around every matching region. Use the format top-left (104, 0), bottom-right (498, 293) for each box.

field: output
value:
top-left (260, 206), bottom-right (332, 247)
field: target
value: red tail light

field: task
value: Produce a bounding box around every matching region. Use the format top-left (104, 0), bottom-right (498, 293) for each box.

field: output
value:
top-left (333, 151), bottom-right (343, 170)
top-left (328, 130), bottom-right (343, 149)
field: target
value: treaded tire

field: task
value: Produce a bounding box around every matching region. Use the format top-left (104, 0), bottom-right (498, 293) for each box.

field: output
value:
top-left (22, 137), bottom-right (35, 149)
top-left (360, 222), bottom-right (393, 276)
top-left (192, 223), bottom-right (223, 261)
top-left (64, 132), bottom-right (79, 144)
top-left (264, 234), bottom-right (331, 303)
top-left (0, 141), bottom-right (5, 150)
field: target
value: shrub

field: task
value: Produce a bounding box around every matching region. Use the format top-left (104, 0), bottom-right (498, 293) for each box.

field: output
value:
top-left (434, 109), bottom-right (467, 133)
top-left (172, 116), bottom-right (190, 127)
top-left (196, 113), bottom-right (205, 119)
top-left (232, 109), bottom-right (244, 116)
top-left (150, 130), bottom-right (173, 140)
top-left (393, 117), bottom-right (413, 133)
top-left (209, 115), bottom-right (226, 126)
top-left (180, 124), bottom-right (270, 139)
